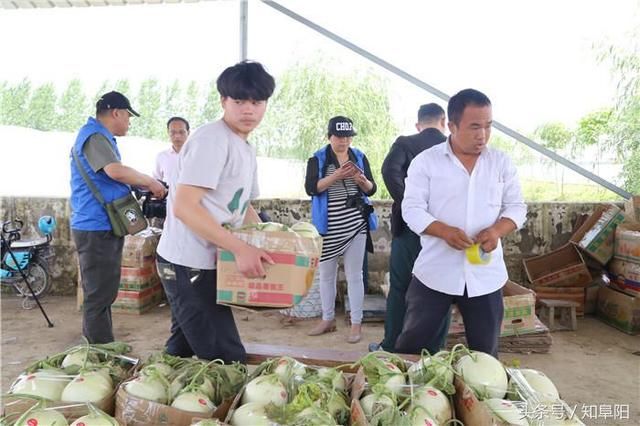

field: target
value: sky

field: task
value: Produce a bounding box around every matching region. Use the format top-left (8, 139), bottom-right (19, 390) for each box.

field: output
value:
top-left (0, 0), bottom-right (638, 135)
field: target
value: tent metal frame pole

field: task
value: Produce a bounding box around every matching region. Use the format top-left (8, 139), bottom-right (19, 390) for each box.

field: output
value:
top-left (240, 0), bottom-right (248, 61)
top-left (261, 0), bottom-right (631, 200)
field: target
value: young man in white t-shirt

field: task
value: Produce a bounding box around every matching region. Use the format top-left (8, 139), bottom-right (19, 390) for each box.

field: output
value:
top-left (156, 61), bottom-right (276, 363)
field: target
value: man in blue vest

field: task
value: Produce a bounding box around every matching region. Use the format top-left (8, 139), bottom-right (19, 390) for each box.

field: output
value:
top-left (70, 91), bottom-right (166, 343)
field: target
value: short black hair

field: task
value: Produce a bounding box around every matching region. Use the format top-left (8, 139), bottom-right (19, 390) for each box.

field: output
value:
top-left (417, 103), bottom-right (445, 123)
top-left (447, 89), bottom-right (491, 126)
top-left (167, 116), bottom-right (190, 131)
top-left (216, 61), bottom-right (275, 101)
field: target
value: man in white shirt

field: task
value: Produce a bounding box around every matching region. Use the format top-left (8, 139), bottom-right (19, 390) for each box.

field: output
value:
top-left (153, 116), bottom-right (190, 187)
top-left (156, 61), bottom-right (276, 363)
top-left (396, 89), bottom-right (526, 357)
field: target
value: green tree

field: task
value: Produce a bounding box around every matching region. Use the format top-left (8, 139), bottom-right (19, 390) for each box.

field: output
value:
top-left (534, 122), bottom-right (573, 151)
top-left (163, 80), bottom-right (184, 119)
top-left (252, 59), bottom-right (398, 198)
top-left (599, 26), bottom-right (640, 193)
top-left (576, 109), bottom-right (612, 147)
top-left (533, 122), bottom-right (575, 197)
top-left (25, 82), bottom-right (57, 130)
top-left (0, 81), bottom-right (8, 125)
top-left (132, 78), bottom-right (163, 140)
top-left (114, 79), bottom-right (131, 97)
top-left (56, 79), bottom-right (89, 131)
top-left (200, 79), bottom-right (222, 124)
top-left (93, 80), bottom-right (110, 105)
top-left (0, 79), bottom-right (32, 127)
top-left (183, 81), bottom-right (201, 128)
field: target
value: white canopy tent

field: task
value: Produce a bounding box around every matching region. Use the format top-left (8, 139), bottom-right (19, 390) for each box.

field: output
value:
top-left (1, 0), bottom-right (631, 199)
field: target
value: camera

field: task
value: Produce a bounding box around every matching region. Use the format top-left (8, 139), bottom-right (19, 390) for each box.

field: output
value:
top-left (345, 194), bottom-right (374, 217)
top-left (142, 197), bottom-right (167, 219)
top-left (134, 182), bottom-right (168, 219)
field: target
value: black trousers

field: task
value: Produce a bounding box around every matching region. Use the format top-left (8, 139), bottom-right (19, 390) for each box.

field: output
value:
top-left (395, 276), bottom-right (504, 357)
top-left (156, 255), bottom-right (246, 363)
top-left (73, 230), bottom-right (124, 344)
top-left (381, 229), bottom-right (450, 352)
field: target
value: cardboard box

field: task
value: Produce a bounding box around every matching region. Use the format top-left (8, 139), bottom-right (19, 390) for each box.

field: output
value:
top-left (570, 204), bottom-right (626, 264)
top-left (597, 285), bottom-right (640, 335)
top-left (613, 223), bottom-right (640, 263)
top-left (625, 195), bottom-right (640, 222)
top-left (502, 281), bottom-right (537, 336)
top-left (112, 284), bottom-right (163, 315)
top-left (584, 284), bottom-right (601, 314)
top-left (217, 229), bottom-right (322, 308)
top-left (116, 387), bottom-right (232, 426)
top-left (120, 261), bottom-right (160, 291)
top-left (448, 283), bottom-right (537, 337)
top-left (454, 373), bottom-right (584, 426)
top-left (523, 244), bottom-right (592, 288)
top-left (3, 358), bottom-right (138, 421)
top-left (607, 257), bottom-right (640, 297)
top-left (453, 376), bottom-right (510, 426)
top-left (534, 285), bottom-right (585, 316)
top-left (121, 228), bottom-right (161, 268)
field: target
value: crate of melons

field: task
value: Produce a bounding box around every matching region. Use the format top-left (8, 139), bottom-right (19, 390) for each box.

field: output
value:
top-left (115, 352), bottom-right (247, 426)
top-left (349, 350), bottom-right (456, 426)
top-left (447, 344), bottom-right (584, 425)
top-left (2, 341), bottom-right (136, 422)
top-left (3, 402), bottom-right (120, 426)
top-left (224, 356), bottom-right (352, 425)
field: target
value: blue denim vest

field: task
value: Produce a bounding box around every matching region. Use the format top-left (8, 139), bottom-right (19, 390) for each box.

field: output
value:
top-left (310, 145), bottom-right (378, 235)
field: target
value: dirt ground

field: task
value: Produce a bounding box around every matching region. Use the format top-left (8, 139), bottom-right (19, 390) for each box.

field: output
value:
top-left (1, 295), bottom-right (639, 425)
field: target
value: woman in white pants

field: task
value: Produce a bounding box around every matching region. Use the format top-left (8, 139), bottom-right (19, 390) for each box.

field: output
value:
top-left (304, 116), bottom-right (378, 343)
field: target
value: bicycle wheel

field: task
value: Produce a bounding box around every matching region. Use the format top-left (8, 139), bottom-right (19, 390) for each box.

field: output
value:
top-left (14, 259), bottom-right (51, 299)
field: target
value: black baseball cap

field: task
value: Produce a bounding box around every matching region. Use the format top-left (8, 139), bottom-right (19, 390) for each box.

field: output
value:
top-left (327, 116), bottom-right (357, 137)
top-left (96, 91), bottom-right (140, 117)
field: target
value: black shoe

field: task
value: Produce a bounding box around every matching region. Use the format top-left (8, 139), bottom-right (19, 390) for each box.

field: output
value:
top-left (368, 342), bottom-right (382, 352)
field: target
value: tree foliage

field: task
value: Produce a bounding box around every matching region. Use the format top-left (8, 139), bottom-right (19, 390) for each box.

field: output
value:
top-left (132, 78), bottom-right (163, 140)
top-left (598, 27), bottom-right (640, 194)
top-left (534, 122), bottom-right (573, 151)
top-left (56, 79), bottom-right (89, 131)
top-left (25, 82), bottom-right (57, 131)
top-left (252, 60), bottom-right (398, 198)
top-left (200, 79), bottom-right (222, 125)
top-left (0, 79), bottom-right (32, 127)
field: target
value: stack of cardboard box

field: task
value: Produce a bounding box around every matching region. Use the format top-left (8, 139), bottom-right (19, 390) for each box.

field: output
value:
top-left (522, 200), bottom-right (640, 335)
top-left (523, 204), bottom-right (627, 317)
top-left (598, 197), bottom-right (640, 335)
top-left (113, 228), bottom-right (163, 315)
top-left (523, 242), bottom-right (594, 316)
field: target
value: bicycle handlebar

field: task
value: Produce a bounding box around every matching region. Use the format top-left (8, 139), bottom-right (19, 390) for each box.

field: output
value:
top-left (2, 219), bottom-right (23, 235)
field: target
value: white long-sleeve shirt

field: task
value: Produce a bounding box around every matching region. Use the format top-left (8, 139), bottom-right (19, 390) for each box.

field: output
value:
top-left (153, 147), bottom-right (179, 187)
top-left (402, 140), bottom-right (527, 297)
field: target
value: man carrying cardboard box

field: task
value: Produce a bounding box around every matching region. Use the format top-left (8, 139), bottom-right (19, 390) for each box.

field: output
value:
top-left (396, 89), bottom-right (527, 357)
top-left (155, 61), bottom-right (276, 363)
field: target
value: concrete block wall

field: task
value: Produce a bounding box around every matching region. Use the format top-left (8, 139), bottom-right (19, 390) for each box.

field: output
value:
top-left (0, 196), bottom-right (603, 295)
